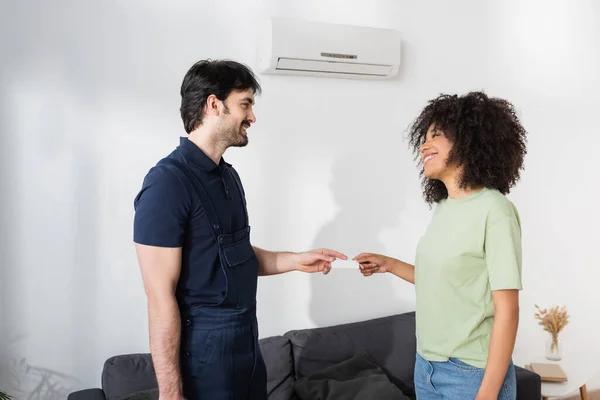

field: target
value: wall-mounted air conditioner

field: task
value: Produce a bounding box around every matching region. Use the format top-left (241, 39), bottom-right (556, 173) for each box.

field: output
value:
top-left (258, 18), bottom-right (402, 80)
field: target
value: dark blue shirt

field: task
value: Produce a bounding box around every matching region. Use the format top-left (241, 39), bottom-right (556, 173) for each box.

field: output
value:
top-left (133, 137), bottom-right (247, 310)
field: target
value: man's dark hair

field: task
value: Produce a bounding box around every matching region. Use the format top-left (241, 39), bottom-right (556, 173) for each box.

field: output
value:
top-left (180, 59), bottom-right (262, 133)
top-left (408, 91), bottom-right (528, 204)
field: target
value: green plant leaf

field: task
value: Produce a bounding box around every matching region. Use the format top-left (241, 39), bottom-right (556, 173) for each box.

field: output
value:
top-left (0, 390), bottom-right (13, 400)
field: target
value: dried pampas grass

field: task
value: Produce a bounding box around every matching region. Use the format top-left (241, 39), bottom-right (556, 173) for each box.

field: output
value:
top-left (534, 304), bottom-right (569, 352)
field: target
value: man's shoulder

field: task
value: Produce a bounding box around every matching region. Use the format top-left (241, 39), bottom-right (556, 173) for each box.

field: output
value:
top-left (135, 153), bottom-right (191, 206)
top-left (143, 157), bottom-right (182, 186)
top-left (142, 146), bottom-right (188, 180)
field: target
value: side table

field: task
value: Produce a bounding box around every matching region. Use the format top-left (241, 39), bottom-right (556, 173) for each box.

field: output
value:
top-left (512, 348), bottom-right (595, 399)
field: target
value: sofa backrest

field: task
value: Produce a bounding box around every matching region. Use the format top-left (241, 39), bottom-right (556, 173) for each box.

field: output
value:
top-left (258, 335), bottom-right (296, 400)
top-left (283, 311), bottom-right (417, 396)
top-left (98, 312), bottom-right (416, 399)
top-left (99, 340), bottom-right (295, 400)
top-left (101, 353), bottom-right (157, 400)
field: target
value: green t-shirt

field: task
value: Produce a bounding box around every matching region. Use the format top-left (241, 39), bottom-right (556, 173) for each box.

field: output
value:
top-left (414, 187), bottom-right (522, 368)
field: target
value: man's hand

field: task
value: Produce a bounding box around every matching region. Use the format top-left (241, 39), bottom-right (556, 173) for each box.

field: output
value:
top-left (253, 247), bottom-right (347, 276)
top-left (293, 248), bottom-right (348, 274)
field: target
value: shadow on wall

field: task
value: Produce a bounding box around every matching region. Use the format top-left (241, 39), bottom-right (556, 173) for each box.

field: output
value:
top-left (0, 90), bottom-right (98, 399)
top-left (0, 335), bottom-right (80, 399)
top-left (309, 151), bottom-right (409, 327)
top-left (70, 115), bottom-right (101, 392)
top-left (0, 53), bottom-right (15, 399)
top-left (0, 8), bottom-right (102, 395)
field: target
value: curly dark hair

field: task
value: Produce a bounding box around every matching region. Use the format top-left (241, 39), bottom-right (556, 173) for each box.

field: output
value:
top-left (407, 91), bottom-right (528, 204)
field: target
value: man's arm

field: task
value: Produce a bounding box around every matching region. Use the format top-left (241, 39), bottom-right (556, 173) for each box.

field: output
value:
top-left (253, 246), bottom-right (347, 276)
top-left (476, 289), bottom-right (519, 400)
top-left (253, 247), bottom-right (295, 276)
top-left (136, 244), bottom-right (184, 400)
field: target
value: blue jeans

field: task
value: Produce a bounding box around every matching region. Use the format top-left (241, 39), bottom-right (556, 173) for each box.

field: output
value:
top-left (414, 352), bottom-right (516, 400)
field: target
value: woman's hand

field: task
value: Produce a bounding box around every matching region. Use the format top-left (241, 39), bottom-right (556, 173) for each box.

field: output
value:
top-left (353, 253), bottom-right (394, 276)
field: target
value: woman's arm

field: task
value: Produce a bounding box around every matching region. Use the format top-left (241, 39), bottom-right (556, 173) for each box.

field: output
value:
top-left (387, 258), bottom-right (415, 284)
top-left (354, 253), bottom-right (415, 284)
top-left (476, 289), bottom-right (519, 400)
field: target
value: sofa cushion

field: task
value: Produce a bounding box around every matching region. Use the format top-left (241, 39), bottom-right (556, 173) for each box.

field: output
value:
top-left (67, 388), bottom-right (107, 400)
top-left (284, 312), bottom-right (417, 397)
top-left (102, 354), bottom-right (157, 400)
top-left (293, 352), bottom-right (411, 400)
top-left (515, 366), bottom-right (542, 399)
top-left (259, 335), bottom-right (295, 400)
top-left (118, 387), bottom-right (158, 400)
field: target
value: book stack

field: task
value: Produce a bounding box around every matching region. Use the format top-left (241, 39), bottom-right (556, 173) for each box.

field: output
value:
top-left (524, 363), bottom-right (568, 382)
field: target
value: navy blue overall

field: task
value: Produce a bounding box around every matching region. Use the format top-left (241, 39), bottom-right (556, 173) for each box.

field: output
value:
top-left (159, 157), bottom-right (267, 400)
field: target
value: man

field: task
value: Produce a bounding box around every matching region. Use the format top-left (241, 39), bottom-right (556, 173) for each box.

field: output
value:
top-left (133, 59), bottom-right (347, 400)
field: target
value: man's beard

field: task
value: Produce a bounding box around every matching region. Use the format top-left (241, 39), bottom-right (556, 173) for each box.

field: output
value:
top-left (216, 122), bottom-right (249, 148)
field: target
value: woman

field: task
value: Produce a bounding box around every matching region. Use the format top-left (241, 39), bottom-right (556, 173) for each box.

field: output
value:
top-left (355, 91), bottom-right (527, 400)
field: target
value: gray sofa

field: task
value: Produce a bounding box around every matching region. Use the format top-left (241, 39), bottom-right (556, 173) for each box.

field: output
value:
top-left (68, 311), bottom-right (541, 399)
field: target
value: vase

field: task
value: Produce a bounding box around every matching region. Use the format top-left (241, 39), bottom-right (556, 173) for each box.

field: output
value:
top-left (545, 334), bottom-right (562, 361)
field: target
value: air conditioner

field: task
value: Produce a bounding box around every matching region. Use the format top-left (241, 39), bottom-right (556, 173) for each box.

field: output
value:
top-left (258, 18), bottom-right (401, 80)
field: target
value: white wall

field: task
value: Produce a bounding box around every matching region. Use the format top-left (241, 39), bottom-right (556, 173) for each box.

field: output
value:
top-left (1, 0), bottom-right (598, 398)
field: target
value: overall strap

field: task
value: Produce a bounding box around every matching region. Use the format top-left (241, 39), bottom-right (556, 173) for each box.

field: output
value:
top-left (227, 167), bottom-right (249, 227)
top-left (159, 158), bottom-right (222, 240)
